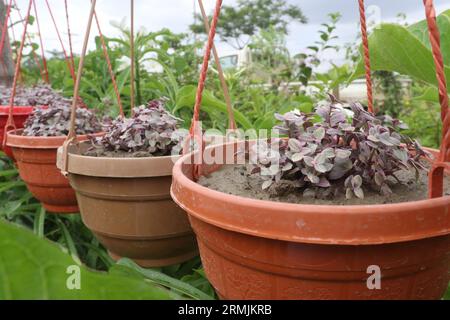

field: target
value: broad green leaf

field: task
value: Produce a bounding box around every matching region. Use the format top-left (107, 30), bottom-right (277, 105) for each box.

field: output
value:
top-left (408, 10), bottom-right (450, 65)
top-left (0, 220), bottom-right (174, 300)
top-left (174, 85), bottom-right (253, 130)
top-left (351, 12), bottom-right (450, 94)
top-left (413, 86), bottom-right (450, 104)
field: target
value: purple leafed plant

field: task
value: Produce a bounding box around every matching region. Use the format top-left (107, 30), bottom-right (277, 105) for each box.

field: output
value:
top-left (85, 99), bottom-right (185, 157)
top-left (0, 84), bottom-right (74, 107)
top-left (250, 99), bottom-right (429, 199)
top-left (22, 104), bottom-right (102, 137)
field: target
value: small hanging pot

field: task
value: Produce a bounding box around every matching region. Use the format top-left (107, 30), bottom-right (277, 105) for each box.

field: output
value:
top-left (58, 142), bottom-right (198, 267)
top-left (6, 129), bottom-right (100, 213)
top-left (0, 106), bottom-right (34, 159)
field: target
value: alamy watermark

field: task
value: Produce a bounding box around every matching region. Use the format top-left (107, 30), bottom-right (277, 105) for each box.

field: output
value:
top-left (367, 265), bottom-right (381, 290)
top-left (66, 265), bottom-right (81, 290)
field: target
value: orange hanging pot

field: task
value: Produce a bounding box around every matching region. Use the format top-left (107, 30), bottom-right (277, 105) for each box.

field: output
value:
top-left (0, 106), bottom-right (35, 159)
top-left (5, 129), bottom-right (102, 213)
top-left (171, 140), bottom-right (450, 300)
top-left (57, 141), bottom-right (198, 267)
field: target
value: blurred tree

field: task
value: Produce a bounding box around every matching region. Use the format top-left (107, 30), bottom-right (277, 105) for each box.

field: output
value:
top-left (0, 0), bottom-right (15, 86)
top-left (189, 0), bottom-right (307, 49)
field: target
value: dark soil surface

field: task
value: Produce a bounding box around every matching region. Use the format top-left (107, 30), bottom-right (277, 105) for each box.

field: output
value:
top-left (198, 162), bottom-right (450, 205)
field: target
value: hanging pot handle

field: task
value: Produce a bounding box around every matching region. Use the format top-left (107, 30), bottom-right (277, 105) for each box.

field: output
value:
top-left (93, 8), bottom-right (124, 117)
top-left (60, 0), bottom-right (97, 176)
top-left (357, 0), bottom-right (374, 114)
top-left (2, 0), bottom-right (33, 150)
top-left (198, 0), bottom-right (236, 131)
top-left (423, 0), bottom-right (449, 198)
top-left (182, 0), bottom-right (224, 180)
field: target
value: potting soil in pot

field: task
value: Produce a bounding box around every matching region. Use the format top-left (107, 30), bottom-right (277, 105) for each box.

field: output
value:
top-left (198, 162), bottom-right (450, 205)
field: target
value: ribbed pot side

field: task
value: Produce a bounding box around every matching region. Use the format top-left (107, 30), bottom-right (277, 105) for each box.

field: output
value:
top-left (171, 141), bottom-right (450, 300)
top-left (6, 129), bottom-right (93, 213)
top-left (63, 145), bottom-right (198, 267)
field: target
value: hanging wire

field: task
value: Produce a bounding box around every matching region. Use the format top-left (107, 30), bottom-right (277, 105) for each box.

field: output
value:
top-left (60, 0), bottom-right (97, 174)
top-left (33, 0), bottom-right (49, 83)
top-left (45, 0), bottom-right (75, 81)
top-left (0, 0), bottom-right (13, 60)
top-left (12, 0), bottom-right (46, 82)
top-left (93, 7), bottom-right (124, 117)
top-left (0, 0), bottom-right (13, 76)
top-left (2, 0), bottom-right (33, 149)
top-left (130, 0), bottom-right (135, 112)
top-left (64, 0), bottom-right (75, 71)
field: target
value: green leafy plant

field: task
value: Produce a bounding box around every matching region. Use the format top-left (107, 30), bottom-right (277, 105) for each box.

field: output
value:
top-left (0, 219), bottom-right (182, 300)
top-left (190, 0), bottom-right (307, 49)
top-left (351, 10), bottom-right (450, 101)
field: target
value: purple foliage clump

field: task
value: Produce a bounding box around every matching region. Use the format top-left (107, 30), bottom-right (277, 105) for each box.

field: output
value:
top-left (86, 99), bottom-right (185, 157)
top-left (250, 99), bottom-right (429, 199)
top-left (0, 84), bottom-right (72, 107)
top-left (22, 105), bottom-right (102, 137)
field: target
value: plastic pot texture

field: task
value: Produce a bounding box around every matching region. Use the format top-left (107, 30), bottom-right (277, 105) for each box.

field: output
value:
top-left (58, 142), bottom-right (198, 267)
top-left (6, 129), bottom-right (98, 213)
top-left (171, 140), bottom-right (450, 300)
top-left (0, 106), bottom-right (35, 159)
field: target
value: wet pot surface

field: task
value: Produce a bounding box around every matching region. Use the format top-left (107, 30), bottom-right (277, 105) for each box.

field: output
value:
top-left (171, 141), bottom-right (450, 300)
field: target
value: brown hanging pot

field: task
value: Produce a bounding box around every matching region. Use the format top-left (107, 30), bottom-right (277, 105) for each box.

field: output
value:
top-left (56, 0), bottom-right (198, 267)
top-left (170, 0), bottom-right (450, 300)
top-left (58, 143), bottom-right (198, 267)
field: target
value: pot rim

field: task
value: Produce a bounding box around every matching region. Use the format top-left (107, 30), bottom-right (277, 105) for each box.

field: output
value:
top-left (6, 129), bottom-right (103, 149)
top-left (59, 141), bottom-right (180, 178)
top-left (171, 140), bottom-right (450, 245)
top-left (0, 105), bottom-right (47, 116)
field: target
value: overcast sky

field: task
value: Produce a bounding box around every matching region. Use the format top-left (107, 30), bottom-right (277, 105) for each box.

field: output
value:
top-left (10, 0), bottom-right (450, 63)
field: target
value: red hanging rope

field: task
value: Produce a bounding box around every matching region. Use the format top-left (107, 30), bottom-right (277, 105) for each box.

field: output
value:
top-left (12, 0), bottom-right (45, 82)
top-left (64, 0), bottom-right (75, 72)
top-left (0, 0), bottom-right (12, 76)
top-left (0, 0), bottom-right (13, 59)
top-left (190, 0), bottom-right (222, 136)
top-left (358, 0), bottom-right (374, 114)
top-left (94, 9), bottom-right (124, 117)
top-left (2, 0), bottom-right (33, 149)
top-left (423, 0), bottom-right (450, 198)
top-left (33, 0), bottom-right (49, 83)
top-left (45, 0), bottom-right (75, 81)
top-left (185, 0), bottom-right (222, 180)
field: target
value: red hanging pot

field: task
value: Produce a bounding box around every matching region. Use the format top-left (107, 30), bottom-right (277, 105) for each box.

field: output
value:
top-left (5, 129), bottom-right (102, 213)
top-left (171, 140), bottom-right (450, 300)
top-left (0, 106), bottom-right (35, 159)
